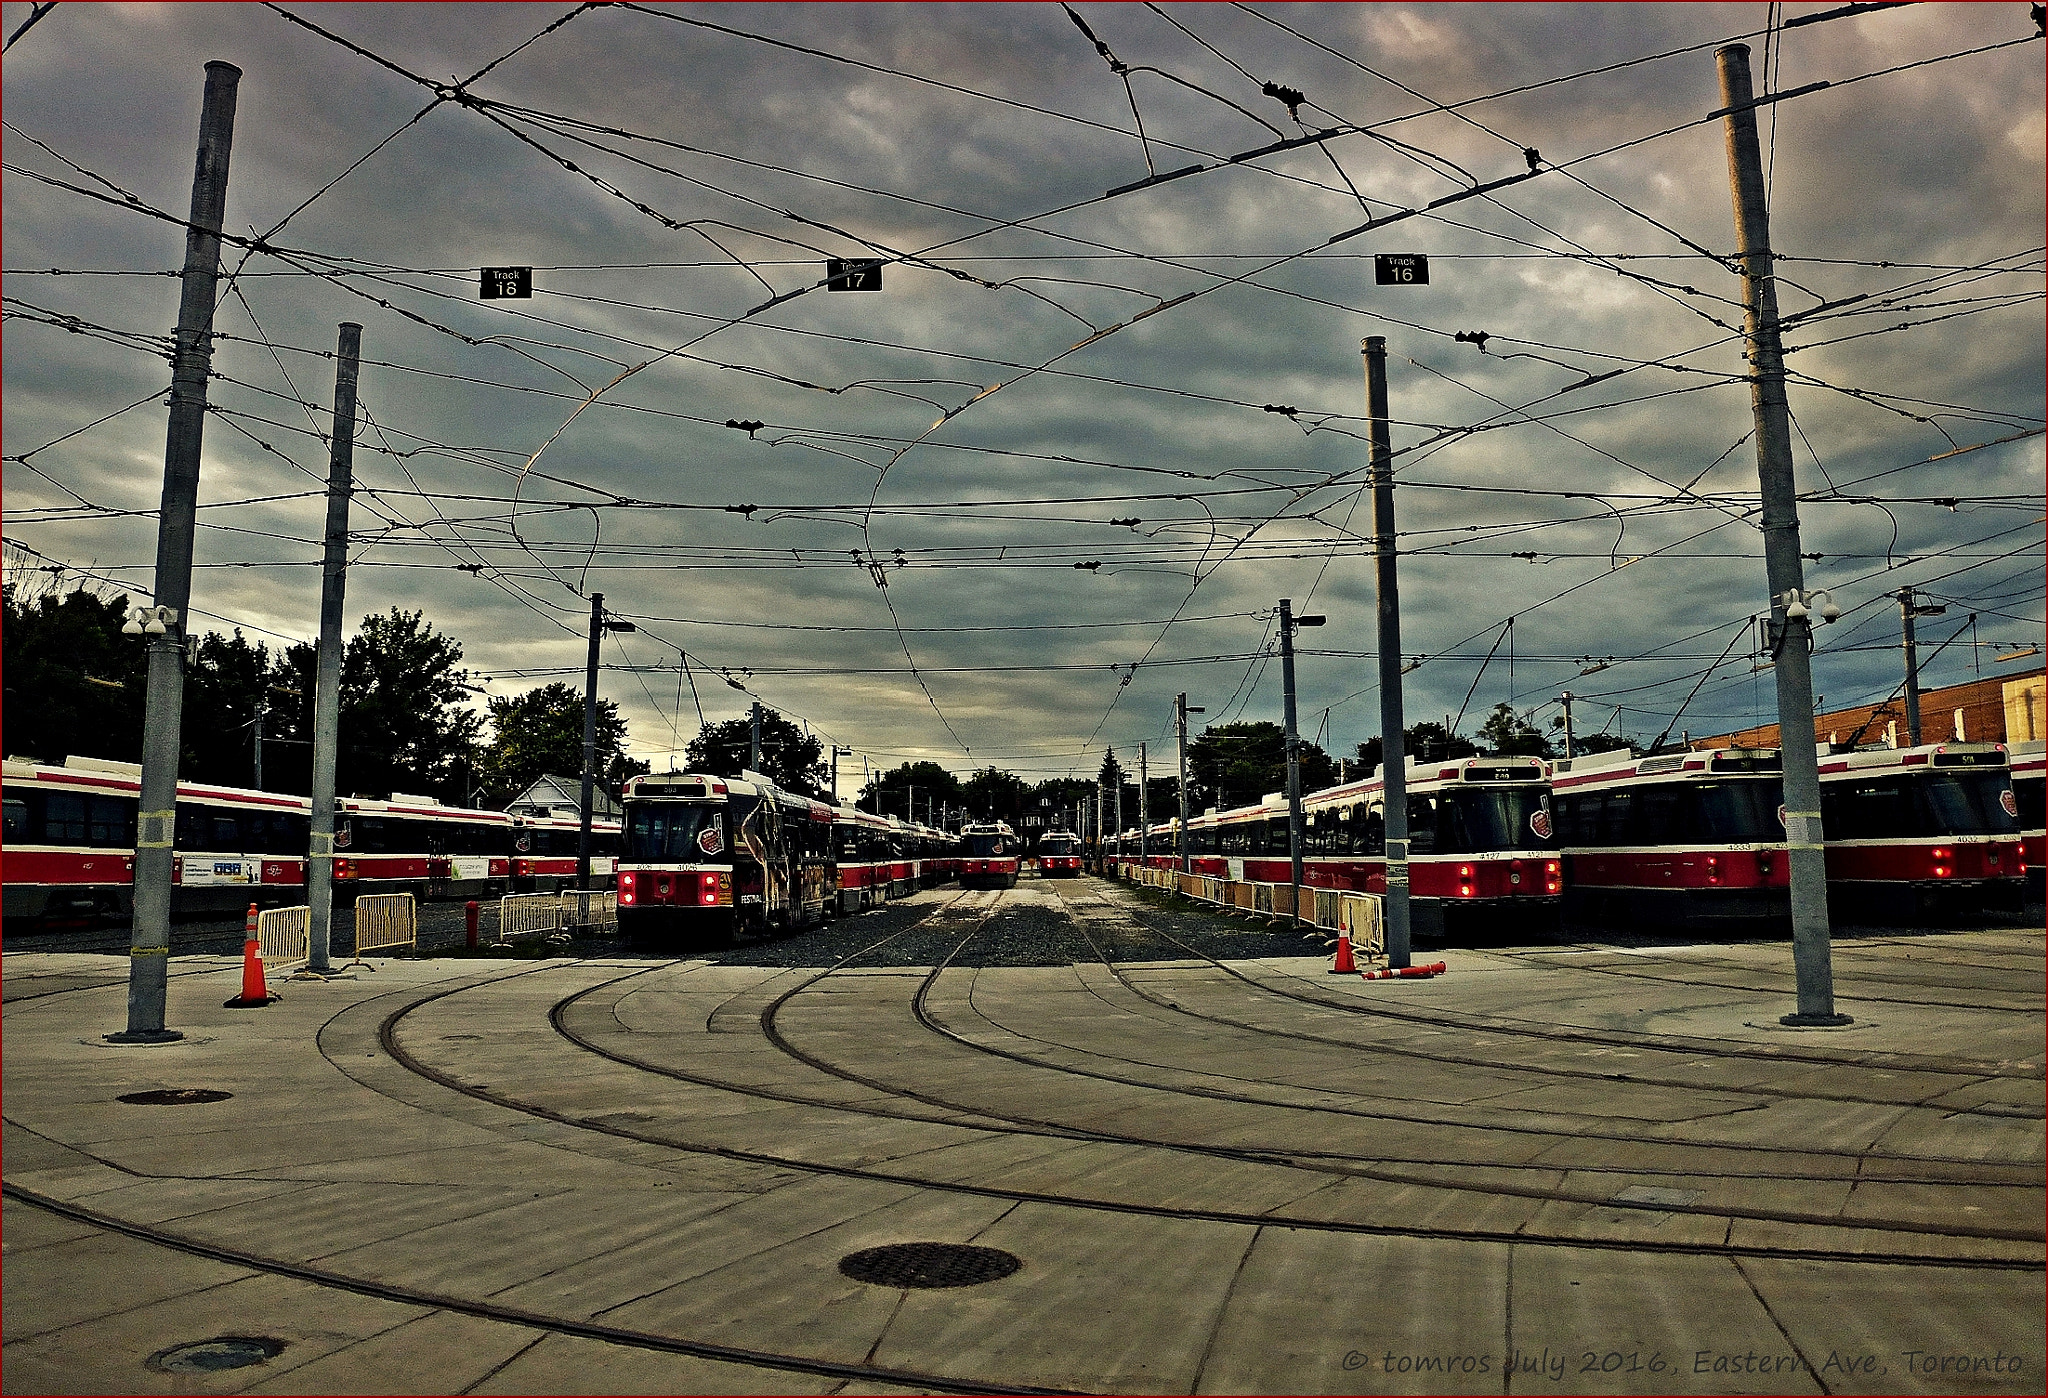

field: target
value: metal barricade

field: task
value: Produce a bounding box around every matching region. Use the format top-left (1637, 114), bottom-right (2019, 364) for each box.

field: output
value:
top-left (561, 890), bottom-right (616, 932)
top-left (498, 892), bottom-right (563, 942)
top-left (1338, 893), bottom-right (1385, 957)
top-left (256, 905), bottom-right (310, 970)
top-left (353, 893), bottom-right (418, 956)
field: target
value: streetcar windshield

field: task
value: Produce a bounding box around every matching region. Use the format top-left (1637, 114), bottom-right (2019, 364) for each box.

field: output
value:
top-left (625, 802), bottom-right (727, 862)
top-left (1824, 770), bottom-right (2019, 840)
top-left (1430, 787), bottom-right (1554, 855)
top-left (966, 833), bottom-right (1013, 857)
top-left (1690, 781), bottom-right (1785, 843)
top-left (1038, 836), bottom-right (1081, 856)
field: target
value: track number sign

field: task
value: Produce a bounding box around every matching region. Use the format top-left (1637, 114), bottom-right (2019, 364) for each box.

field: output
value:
top-left (1374, 254), bottom-right (1429, 285)
top-left (480, 267), bottom-right (533, 299)
top-left (826, 258), bottom-right (884, 291)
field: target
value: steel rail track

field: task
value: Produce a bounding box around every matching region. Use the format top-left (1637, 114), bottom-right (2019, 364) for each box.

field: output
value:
top-left (0, 1182), bottom-right (1079, 1397)
top-left (1041, 885), bottom-right (2044, 1119)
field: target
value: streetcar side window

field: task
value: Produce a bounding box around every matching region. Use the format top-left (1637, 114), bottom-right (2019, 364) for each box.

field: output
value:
top-left (2018, 779), bottom-right (2046, 830)
top-left (89, 795), bottom-right (137, 849)
top-left (44, 793), bottom-right (89, 844)
top-left (2, 798), bottom-right (27, 842)
top-left (1406, 796), bottom-right (1438, 855)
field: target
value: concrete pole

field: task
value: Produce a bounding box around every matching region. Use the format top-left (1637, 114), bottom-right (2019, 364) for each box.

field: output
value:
top-left (1558, 690), bottom-right (1576, 761)
top-left (1718, 43), bottom-right (1843, 1026)
top-left (1899, 588), bottom-right (1924, 746)
top-left (1280, 599), bottom-right (1306, 924)
top-left (1138, 742), bottom-right (1148, 866)
top-left (114, 62), bottom-right (242, 1043)
top-left (578, 593), bottom-right (603, 889)
top-left (1365, 337), bottom-right (1412, 968)
top-left (251, 702), bottom-right (264, 789)
top-left (749, 701), bottom-right (762, 772)
top-left (305, 323), bottom-right (362, 978)
top-left (1176, 693), bottom-right (1201, 874)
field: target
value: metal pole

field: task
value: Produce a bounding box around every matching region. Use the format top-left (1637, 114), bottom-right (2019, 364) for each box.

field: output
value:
top-left (251, 702), bottom-right (264, 789)
top-left (1558, 690), bottom-right (1576, 761)
top-left (749, 701), bottom-right (762, 772)
top-left (831, 746), bottom-right (839, 800)
top-left (305, 323), bottom-right (362, 979)
top-left (578, 593), bottom-right (602, 889)
top-left (1900, 588), bottom-right (1924, 746)
top-left (1280, 599), bottom-right (1306, 924)
top-left (115, 62), bottom-right (242, 1043)
top-left (1365, 337), bottom-right (1411, 968)
top-left (1138, 742), bottom-right (1149, 867)
top-left (1718, 43), bottom-right (1843, 1026)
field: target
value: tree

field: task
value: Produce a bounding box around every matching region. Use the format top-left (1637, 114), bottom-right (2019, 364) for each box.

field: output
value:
top-left (184, 630), bottom-right (297, 789)
top-left (1356, 721), bottom-right (1479, 774)
top-left (1478, 702), bottom-right (1554, 758)
top-left (961, 766), bottom-right (1028, 822)
top-left (683, 707), bottom-right (825, 796)
top-left (863, 760), bottom-right (961, 824)
top-left (1, 573), bottom-right (146, 766)
top-left (1187, 721), bottom-right (1336, 811)
top-left (479, 682), bottom-right (642, 807)
top-left (336, 608), bottom-right (485, 801)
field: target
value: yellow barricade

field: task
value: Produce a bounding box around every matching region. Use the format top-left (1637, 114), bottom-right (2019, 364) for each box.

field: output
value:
top-left (561, 890), bottom-right (616, 932)
top-left (353, 893), bottom-right (417, 956)
top-left (498, 892), bottom-right (563, 942)
top-left (256, 905), bottom-right (309, 970)
top-left (1338, 893), bottom-right (1385, 956)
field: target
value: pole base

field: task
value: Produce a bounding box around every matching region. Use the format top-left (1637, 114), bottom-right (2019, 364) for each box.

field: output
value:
top-left (103, 1029), bottom-right (185, 1045)
top-left (1778, 1011), bottom-right (1854, 1028)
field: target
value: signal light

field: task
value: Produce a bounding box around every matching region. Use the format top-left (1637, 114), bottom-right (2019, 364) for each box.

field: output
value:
top-left (1706, 854), bottom-right (1720, 886)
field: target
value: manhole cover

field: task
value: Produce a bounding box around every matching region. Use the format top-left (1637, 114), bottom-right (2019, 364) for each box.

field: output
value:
top-left (838, 1242), bottom-right (1021, 1289)
top-left (147, 1337), bottom-right (284, 1373)
top-left (117, 1088), bottom-right (232, 1105)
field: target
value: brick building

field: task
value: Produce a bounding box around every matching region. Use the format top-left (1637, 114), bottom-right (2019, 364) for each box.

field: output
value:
top-left (1690, 669), bottom-right (2046, 751)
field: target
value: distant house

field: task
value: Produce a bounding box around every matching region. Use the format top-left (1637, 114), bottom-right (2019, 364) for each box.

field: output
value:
top-left (506, 774), bottom-right (620, 821)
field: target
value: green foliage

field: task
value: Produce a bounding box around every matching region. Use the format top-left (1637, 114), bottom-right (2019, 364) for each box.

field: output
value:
top-left (1356, 721), bottom-right (1481, 774)
top-left (1478, 702), bottom-right (1554, 758)
top-left (1, 576), bottom-right (146, 766)
top-left (863, 760), bottom-right (962, 823)
top-left (1186, 720), bottom-right (1336, 811)
top-left (336, 609), bottom-right (485, 800)
top-left (961, 766), bottom-right (1029, 821)
top-left (480, 681), bottom-right (640, 806)
top-left (684, 707), bottom-right (825, 796)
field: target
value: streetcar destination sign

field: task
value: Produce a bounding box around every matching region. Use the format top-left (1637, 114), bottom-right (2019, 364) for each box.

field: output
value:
top-left (479, 266), bottom-right (533, 299)
top-left (1374, 253), bottom-right (1429, 285)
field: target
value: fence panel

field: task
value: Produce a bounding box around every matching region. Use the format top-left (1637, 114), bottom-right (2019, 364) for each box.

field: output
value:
top-left (561, 890), bottom-right (616, 932)
top-left (499, 892), bottom-right (563, 942)
top-left (1338, 894), bottom-right (1385, 957)
top-left (354, 893), bottom-right (417, 955)
top-left (256, 905), bottom-right (310, 969)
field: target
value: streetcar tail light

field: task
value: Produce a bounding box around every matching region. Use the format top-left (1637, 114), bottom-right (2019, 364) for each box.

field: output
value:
top-left (1706, 855), bottom-right (1720, 886)
top-left (1544, 859), bottom-right (1561, 894)
top-left (700, 872), bottom-right (720, 906)
top-left (1931, 846), bottom-right (1954, 879)
top-left (619, 871), bottom-right (636, 905)
top-left (334, 859), bottom-right (357, 881)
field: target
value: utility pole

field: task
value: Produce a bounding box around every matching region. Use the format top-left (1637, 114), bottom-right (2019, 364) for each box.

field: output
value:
top-left (578, 594), bottom-right (635, 888)
top-left (1365, 336), bottom-right (1412, 969)
top-left (1279, 598), bottom-right (1325, 924)
top-left (1176, 693), bottom-right (1203, 874)
top-left (305, 323), bottom-right (362, 980)
top-left (749, 701), bottom-right (763, 772)
top-left (1719, 42), bottom-right (1844, 1026)
top-left (1138, 742), bottom-right (1148, 867)
top-left (1897, 587), bottom-right (1946, 746)
top-left (251, 702), bottom-right (264, 789)
top-left (114, 62), bottom-right (242, 1043)
top-left (1557, 690), bottom-right (1576, 761)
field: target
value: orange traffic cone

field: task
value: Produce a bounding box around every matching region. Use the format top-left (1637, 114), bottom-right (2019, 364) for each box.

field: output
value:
top-left (1328, 928), bottom-right (1358, 975)
top-left (224, 904), bottom-right (275, 1008)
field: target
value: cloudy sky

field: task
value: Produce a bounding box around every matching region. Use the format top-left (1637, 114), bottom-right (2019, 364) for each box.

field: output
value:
top-left (5, 1), bottom-right (2042, 788)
